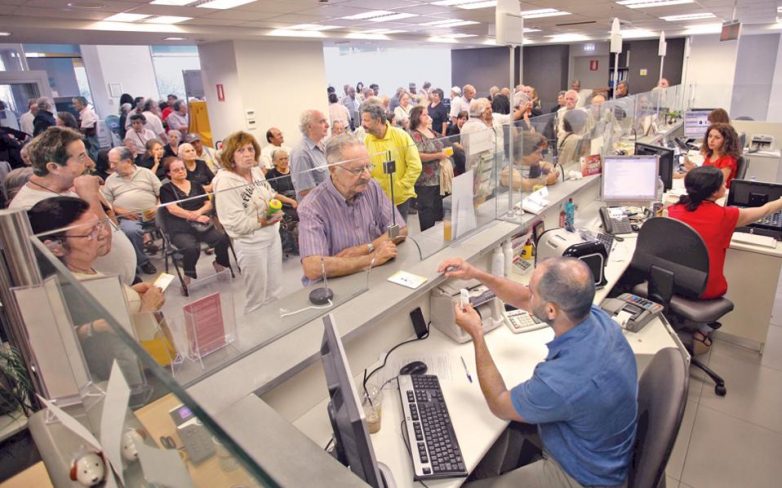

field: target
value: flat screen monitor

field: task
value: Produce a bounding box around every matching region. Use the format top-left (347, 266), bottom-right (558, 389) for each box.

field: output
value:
top-left (320, 313), bottom-right (387, 488)
top-left (602, 155), bottom-right (659, 204)
top-left (683, 109), bottom-right (713, 140)
top-left (635, 142), bottom-right (674, 192)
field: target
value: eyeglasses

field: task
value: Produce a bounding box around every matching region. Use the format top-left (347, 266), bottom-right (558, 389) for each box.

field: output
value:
top-left (65, 221), bottom-right (108, 241)
top-left (339, 164), bottom-right (374, 176)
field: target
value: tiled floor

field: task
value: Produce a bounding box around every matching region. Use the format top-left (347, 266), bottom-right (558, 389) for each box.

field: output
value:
top-left (664, 274), bottom-right (782, 488)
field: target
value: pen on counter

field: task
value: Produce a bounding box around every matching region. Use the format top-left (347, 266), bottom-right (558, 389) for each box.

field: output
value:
top-left (460, 355), bottom-right (473, 383)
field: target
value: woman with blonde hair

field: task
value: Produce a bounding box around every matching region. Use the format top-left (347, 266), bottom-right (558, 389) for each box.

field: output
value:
top-left (212, 131), bottom-right (296, 313)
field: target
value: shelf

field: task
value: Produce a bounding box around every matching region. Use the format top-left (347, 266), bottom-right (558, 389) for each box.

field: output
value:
top-left (0, 409), bottom-right (28, 442)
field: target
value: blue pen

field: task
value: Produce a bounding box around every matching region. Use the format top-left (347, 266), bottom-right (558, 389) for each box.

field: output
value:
top-left (460, 355), bottom-right (473, 383)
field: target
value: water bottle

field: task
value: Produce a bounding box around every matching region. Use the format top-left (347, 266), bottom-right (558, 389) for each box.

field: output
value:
top-left (565, 198), bottom-right (575, 232)
top-left (491, 246), bottom-right (504, 277)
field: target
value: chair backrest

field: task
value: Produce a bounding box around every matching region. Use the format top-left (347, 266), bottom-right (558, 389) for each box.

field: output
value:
top-left (629, 347), bottom-right (689, 488)
top-left (735, 155), bottom-right (748, 180)
top-left (629, 217), bottom-right (709, 299)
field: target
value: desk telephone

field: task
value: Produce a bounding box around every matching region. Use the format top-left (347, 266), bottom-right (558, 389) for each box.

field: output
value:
top-left (599, 206), bottom-right (634, 235)
top-left (600, 293), bottom-right (664, 332)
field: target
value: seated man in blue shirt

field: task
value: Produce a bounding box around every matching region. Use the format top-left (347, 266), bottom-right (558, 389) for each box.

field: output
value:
top-left (438, 256), bottom-right (637, 488)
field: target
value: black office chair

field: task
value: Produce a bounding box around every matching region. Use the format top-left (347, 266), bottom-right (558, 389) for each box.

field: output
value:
top-left (628, 217), bottom-right (733, 396)
top-left (735, 155), bottom-right (748, 180)
top-left (629, 347), bottom-right (689, 488)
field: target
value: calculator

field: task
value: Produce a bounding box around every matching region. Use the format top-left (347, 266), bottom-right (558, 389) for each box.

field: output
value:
top-left (503, 309), bottom-right (548, 334)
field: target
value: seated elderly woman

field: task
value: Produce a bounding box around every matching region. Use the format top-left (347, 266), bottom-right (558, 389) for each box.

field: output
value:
top-left (137, 138), bottom-right (165, 178)
top-left (501, 132), bottom-right (560, 192)
top-left (27, 196), bottom-right (166, 387)
top-left (164, 129), bottom-right (181, 158)
top-left (159, 157), bottom-right (231, 283)
top-left (178, 142), bottom-right (215, 192)
top-left (557, 109), bottom-right (589, 170)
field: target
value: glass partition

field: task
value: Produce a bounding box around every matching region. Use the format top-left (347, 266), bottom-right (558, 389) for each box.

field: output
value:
top-left (22, 225), bottom-right (275, 487)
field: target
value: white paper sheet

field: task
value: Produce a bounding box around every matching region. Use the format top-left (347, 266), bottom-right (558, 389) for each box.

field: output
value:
top-left (136, 441), bottom-right (195, 488)
top-left (100, 362), bottom-right (131, 486)
top-left (37, 394), bottom-right (101, 450)
top-left (380, 353), bottom-right (460, 386)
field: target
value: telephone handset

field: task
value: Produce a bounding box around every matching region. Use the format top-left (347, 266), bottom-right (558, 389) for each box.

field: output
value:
top-left (599, 206), bottom-right (634, 235)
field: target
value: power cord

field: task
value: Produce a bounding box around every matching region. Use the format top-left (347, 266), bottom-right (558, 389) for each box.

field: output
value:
top-left (362, 321), bottom-right (430, 398)
top-left (324, 437), bottom-right (334, 452)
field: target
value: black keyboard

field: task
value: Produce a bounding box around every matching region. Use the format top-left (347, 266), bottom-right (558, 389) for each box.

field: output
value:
top-left (399, 374), bottom-right (467, 481)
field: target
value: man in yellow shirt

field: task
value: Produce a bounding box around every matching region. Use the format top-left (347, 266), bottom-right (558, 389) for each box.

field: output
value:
top-left (361, 103), bottom-right (422, 220)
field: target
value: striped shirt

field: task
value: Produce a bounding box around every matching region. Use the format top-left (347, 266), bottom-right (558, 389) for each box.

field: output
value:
top-left (298, 177), bottom-right (404, 259)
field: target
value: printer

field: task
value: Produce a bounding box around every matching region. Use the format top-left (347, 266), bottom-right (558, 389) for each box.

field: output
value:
top-left (430, 278), bottom-right (505, 343)
top-left (536, 228), bottom-right (608, 287)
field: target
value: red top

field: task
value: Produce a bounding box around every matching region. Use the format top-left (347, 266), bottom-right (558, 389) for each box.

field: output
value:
top-left (161, 107), bottom-right (173, 121)
top-left (703, 154), bottom-right (738, 188)
top-left (668, 201), bottom-right (739, 299)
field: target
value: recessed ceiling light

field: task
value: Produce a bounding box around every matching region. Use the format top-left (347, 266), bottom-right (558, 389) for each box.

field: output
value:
top-left (66, 2), bottom-right (106, 9)
top-left (341, 10), bottom-right (394, 20)
top-left (547, 33), bottom-right (590, 42)
top-left (164, 36), bottom-right (187, 40)
top-left (522, 9), bottom-right (571, 19)
top-left (104, 13), bottom-right (151, 22)
top-left (616, 0), bottom-right (693, 8)
top-left (356, 28), bottom-right (406, 35)
top-left (0, 32), bottom-right (10, 36)
top-left (431, 0), bottom-right (496, 9)
top-left (421, 19), bottom-right (480, 27)
top-left (661, 13), bottom-right (716, 21)
top-left (288, 24), bottom-right (339, 31)
top-left (368, 13), bottom-right (418, 22)
top-left (621, 28), bottom-right (657, 38)
top-left (346, 32), bottom-right (390, 40)
top-left (150, 0), bottom-right (194, 5)
top-left (443, 33), bottom-right (478, 38)
top-left (524, 27), bottom-right (541, 33)
top-left (146, 16), bottom-right (192, 24)
top-left (198, 0), bottom-right (256, 9)
top-left (268, 29), bottom-right (326, 38)
top-left (684, 23), bottom-right (722, 34)
top-left (427, 36), bottom-right (460, 43)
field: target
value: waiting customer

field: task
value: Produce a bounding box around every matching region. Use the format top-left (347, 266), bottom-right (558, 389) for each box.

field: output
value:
top-left (438, 256), bottom-right (637, 488)
top-left (408, 106), bottom-right (447, 232)
top-left (213, 131), bottom-right (296, 313)
top-left (159, 157), bottom-right (231, 283)
top-left (178, 142), bottom-right (214, 192)
top-left (137, 138), bottom-right (165, 178)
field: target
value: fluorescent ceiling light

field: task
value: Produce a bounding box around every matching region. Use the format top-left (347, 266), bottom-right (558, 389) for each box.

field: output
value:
top-left (146, 16), bottom-right (192, 24)
top-left (288, 24), bottom-right (339, 31)
top-left (104, 13), bottom-right (150, 22)
top-left (459, 1), bottom-right (497, 9)
top-left (346, 33), bottom-right (390, 40)
top-left (368, 13), bottom-right (418, 22)
top-left (448, 33), bottom-right (478, 38)
top-left (197, 0), bottom-right (256, 9)
top-left (522, 9), bottom-right (570, 19)
top-left (0, 32), bottom-right (10, 36)
top-left (268, 29), bottom-right (325, 38)
top-left (427, 36), bottom-right (460, 43)
top-left (341, 10), bottom-right (394, 20)
top-left (661, 12), bottom-right (716, 21)
top-left (356, 28), bottom-right (406, 34)
top-left (432, 0), bottom-right (496, 9)
top-left (547, 33), bottom-right (590, 42)
top-left (164, 36), bottom-right (187, 40)
top-left (524, 27), bottom-right (541, 33)
top-left (616, 0), bottom-right (693, 8)
top-left (150, 0), bottom-right (193, 5)
top-left (684, 23), bottom-right (722, 34)
top-left (621, 28), bottom-right (657, 38)
top-left (25, 52), bottom-right (46, 58)
top-left (421, 19), bottom-right (479, 27)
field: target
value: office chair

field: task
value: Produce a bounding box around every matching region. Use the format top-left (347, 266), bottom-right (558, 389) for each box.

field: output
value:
top-left (735, 155), bottom-right (748, 180)
top-left (629, 347), bottom-right (689, 488)
top-left (628, 217), bottom-right (733, 396)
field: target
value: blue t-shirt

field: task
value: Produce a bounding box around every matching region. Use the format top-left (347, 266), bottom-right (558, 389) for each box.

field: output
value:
top-left (511, 305), bottom-right (638, 486)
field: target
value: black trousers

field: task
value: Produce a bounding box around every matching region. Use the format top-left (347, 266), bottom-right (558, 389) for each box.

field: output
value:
top-left (170, 228), bottom-right (231, 278)
top-left (415, 184), bottom-right (443, 232)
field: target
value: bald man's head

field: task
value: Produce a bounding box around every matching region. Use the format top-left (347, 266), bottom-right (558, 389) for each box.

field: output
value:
top-left (531, 257), bottom-right (595, 323)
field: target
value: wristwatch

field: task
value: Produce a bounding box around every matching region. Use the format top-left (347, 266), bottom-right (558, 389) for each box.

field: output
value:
top-left (367, 242), bottom-right (375, 254)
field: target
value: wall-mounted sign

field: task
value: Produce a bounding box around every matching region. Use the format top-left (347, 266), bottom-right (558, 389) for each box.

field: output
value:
top-left (589, 59), bottom-right (599, 71)
top-left (216, 84), bottom-right (225, 101)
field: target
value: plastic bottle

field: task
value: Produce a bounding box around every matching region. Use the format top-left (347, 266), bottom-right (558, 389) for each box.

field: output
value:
top-left (502, 239), bottom-right (513, 277)
top-left (565, 198), bottom-right (575, 232)
top-left (491, 246), bottom-right (504, 277)
top-left (266, 199), bottom-right (283, 218)
top-left (655, 176), bottom-right (664, 203)
top-left (559, 206), bottom-right (566, 228)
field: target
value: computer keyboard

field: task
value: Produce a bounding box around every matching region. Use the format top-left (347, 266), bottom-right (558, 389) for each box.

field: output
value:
top-left (759, 211), bottom-right (782, 228)
top-left (504, 309), bottom-right (548, 334)
top-left (399, 374), bottom-right (467, 481)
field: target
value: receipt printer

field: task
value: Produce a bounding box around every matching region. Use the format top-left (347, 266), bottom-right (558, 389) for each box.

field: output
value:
top-left (536, 228), bottom-right (607, 287)
top-left (430, 279), bottom-right (505, 343)
top-left (600, 293), bottom-right (664, 332)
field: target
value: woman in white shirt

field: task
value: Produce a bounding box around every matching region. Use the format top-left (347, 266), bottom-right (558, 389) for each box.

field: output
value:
top-left (212, 131), bottom-right (296, 313)
top-left (393, 92), bottom-right (413, 129)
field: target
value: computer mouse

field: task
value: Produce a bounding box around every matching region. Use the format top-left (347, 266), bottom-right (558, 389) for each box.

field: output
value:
top-left (399, 361), bottom-right (428, 376)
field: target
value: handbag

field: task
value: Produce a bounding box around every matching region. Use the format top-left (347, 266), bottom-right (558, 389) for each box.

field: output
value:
top-left (189, 219), bottom-right (214, 233)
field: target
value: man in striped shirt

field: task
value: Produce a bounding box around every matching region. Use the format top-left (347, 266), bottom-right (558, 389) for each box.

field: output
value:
top-left (298, 133), bottom-right (408, 283)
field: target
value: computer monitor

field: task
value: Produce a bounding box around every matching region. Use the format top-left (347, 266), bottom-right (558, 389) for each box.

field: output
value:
top-left (683, 109), bottom-right (713, 140)
top-left (320, 313), bottom-right (389, 488)
top-left (634, 142), bottom-right (674, 192)
top-left (601, 155), bottom-right (659, 205)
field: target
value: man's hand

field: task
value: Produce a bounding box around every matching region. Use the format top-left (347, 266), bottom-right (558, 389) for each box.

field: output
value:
top-left (372, 240), bottom-right (397, 265)
top-left (454, 302), bottom-right (483, 339)
top-left (72, 175), bottom-right (101, 197)
top-left (545, 169), bottom-right (560, 185)
top-left (437, 257), bottom-right (479, 280)
top-left (139, 286), bottom-right (165, 313)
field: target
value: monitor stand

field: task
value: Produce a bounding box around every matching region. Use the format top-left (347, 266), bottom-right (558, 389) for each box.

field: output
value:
top-left (378, 462), bottom-right (397, 488)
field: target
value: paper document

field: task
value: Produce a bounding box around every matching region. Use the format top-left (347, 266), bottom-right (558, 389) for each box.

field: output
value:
top-left (380, 353), bottom-right (460, 385)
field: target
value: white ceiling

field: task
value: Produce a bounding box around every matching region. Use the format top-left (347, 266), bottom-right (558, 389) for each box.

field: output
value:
top-left (0, 0), bottom-right (779, 47)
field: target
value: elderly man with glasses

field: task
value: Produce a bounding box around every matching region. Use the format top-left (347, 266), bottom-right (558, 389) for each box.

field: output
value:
top-left (297, 133), bottom-right (408, 283)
